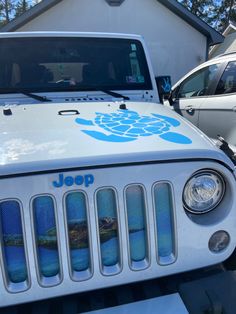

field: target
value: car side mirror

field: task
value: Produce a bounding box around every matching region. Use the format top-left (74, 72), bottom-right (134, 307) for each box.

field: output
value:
top-left (155, 76), bottom-right (172, 104)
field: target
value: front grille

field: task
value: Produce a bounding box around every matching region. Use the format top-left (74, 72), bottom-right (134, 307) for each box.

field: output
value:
top-left (1, 160), bottom-right (234, 307)
top-left (0, 200), bottom-right (28, 286)
top-left (0, 182), bottom-right (176, 294)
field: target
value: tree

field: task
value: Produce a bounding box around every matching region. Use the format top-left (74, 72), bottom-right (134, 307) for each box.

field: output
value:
top-left (15, 0), bottom-right (31, 17)
top-left (214, 0), bottom-right (236, 31)
top-left (0, 0), bottom-right (40, 25)
top-left (177, 0), bottom-right (236, 33)
top-left (180, 0), bottom-right (211, 16)
top-left (0, 0), bottom-right (16, 25)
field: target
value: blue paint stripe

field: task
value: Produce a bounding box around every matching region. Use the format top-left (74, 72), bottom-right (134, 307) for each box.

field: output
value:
top-left (96, 189), bottom-right (120, 267)
top-left (154, 183), bottom-right (175, 264)
top-left (66, 192), bottom-right (90, 272)
top-left (0, 201), bottom-right (28, 283)
top-left (33, 196), bottom-right (60, 277)
top-left (126, 185), bottom-right (147, 262)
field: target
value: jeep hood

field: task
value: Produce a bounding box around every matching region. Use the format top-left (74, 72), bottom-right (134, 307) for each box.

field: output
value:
top-left (0, 101), bottom-right (231, 175)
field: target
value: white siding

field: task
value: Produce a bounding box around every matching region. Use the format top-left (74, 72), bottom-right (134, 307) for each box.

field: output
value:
top-left (17, 0), bottom-right (207, 83)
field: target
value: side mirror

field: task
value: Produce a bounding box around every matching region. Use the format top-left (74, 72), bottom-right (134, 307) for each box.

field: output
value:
top-left (155, 76), bottom-right (172, 104)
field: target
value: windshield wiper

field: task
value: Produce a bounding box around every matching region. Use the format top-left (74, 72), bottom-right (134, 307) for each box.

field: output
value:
top-left (19, 91), bottom-right (52, 102)
top-left (0, 89), bottom-right (51, 102)
top-left (69, 86), bottom-right (129, 100)
top-left (99, 89), bottom-right (130, 100)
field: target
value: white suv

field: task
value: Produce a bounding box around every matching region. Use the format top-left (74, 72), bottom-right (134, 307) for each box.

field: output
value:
top-left (167, 52), bottom-right (236, 149)
top-left (1, 32), bottom-right (236, 313)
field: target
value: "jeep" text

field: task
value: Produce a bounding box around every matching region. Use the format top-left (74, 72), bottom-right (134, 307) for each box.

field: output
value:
top-left (53, 173), bottom-right (94, 188)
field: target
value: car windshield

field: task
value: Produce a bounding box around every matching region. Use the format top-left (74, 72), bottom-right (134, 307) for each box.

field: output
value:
top-left (0, 36), bottom-right (152, 93)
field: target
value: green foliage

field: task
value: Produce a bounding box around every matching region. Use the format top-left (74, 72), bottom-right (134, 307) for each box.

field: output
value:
top-left (177, 0), bottom-right (236, 33)
top-left (0, 0), bottom-right (35, 25)
top-left (0, 0), bottom-right (17, 24)
top-left (15, 0), bottom-right (30, 18)
top-left (215, 0), bottom-right (236, 31)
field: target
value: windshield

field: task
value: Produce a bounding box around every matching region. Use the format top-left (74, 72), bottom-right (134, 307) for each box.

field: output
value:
top-left (0, 36), bottom-right (152, 93)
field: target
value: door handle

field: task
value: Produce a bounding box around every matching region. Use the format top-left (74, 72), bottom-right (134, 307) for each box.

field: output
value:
top-left (185, 106), bottom-right (194, 114)
top-left (233, 106), bottom-right (236, 112)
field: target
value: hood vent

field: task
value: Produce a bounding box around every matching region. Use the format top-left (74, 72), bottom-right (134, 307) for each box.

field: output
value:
top-left (65, 97), bottom-right (105, 102)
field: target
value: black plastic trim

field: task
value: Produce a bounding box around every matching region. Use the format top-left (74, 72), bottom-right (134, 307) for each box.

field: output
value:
top-left (0, 158), bottom-right (233, 180)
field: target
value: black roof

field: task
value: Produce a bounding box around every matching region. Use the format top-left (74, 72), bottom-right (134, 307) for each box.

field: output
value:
top-left (0, 0), bottom-right (224, 45)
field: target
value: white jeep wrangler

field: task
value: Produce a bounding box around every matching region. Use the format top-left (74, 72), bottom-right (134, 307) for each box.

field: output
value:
top-left (0, 32), bottom-right (236, 313)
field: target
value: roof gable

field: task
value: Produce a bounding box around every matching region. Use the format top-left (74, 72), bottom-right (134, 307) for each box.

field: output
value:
top-left (223, 22), bottom-right (236, 36)
top-left (0, 0), bottom-right (224, 45)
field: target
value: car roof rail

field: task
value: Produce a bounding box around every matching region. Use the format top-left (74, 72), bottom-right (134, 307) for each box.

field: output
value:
top-left (213, 51), bottom-right (236, 59)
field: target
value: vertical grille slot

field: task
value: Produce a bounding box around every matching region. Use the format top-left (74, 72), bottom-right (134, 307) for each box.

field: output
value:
top-left (125, 185), bottom-right (149, 270)
top-left (32, 195), bottom-right (61, 286)
top-left (65, 191), bottom-right (92, 281)
top-left (0, 200), bottom-right (29, 291)
top-left (96, 188), bottom-right (121, 275)
top-left (153, 183), bottom-right (176, 265)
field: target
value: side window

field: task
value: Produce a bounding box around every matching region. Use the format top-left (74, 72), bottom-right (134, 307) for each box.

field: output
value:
top-left (215, 61), bottom-right (236, 95)
top-left (177, 64), bottom-right (220, 98)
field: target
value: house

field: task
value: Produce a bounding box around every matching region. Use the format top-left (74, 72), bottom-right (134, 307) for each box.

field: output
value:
top-left (0, 0), bottom-right (224, 83)
top-left (210, 22), bottom-right (236, 58)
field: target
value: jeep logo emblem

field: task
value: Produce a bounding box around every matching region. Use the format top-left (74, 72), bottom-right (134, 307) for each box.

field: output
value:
top-left (53, 173), bottom-right (94, 188)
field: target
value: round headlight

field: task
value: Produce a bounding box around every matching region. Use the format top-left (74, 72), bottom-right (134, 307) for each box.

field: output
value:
top-left (183, 170), bottom-right (225, 214)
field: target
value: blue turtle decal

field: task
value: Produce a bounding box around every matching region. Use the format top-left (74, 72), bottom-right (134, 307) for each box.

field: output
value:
top-left (75, 110), bottom-right (192, 144)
